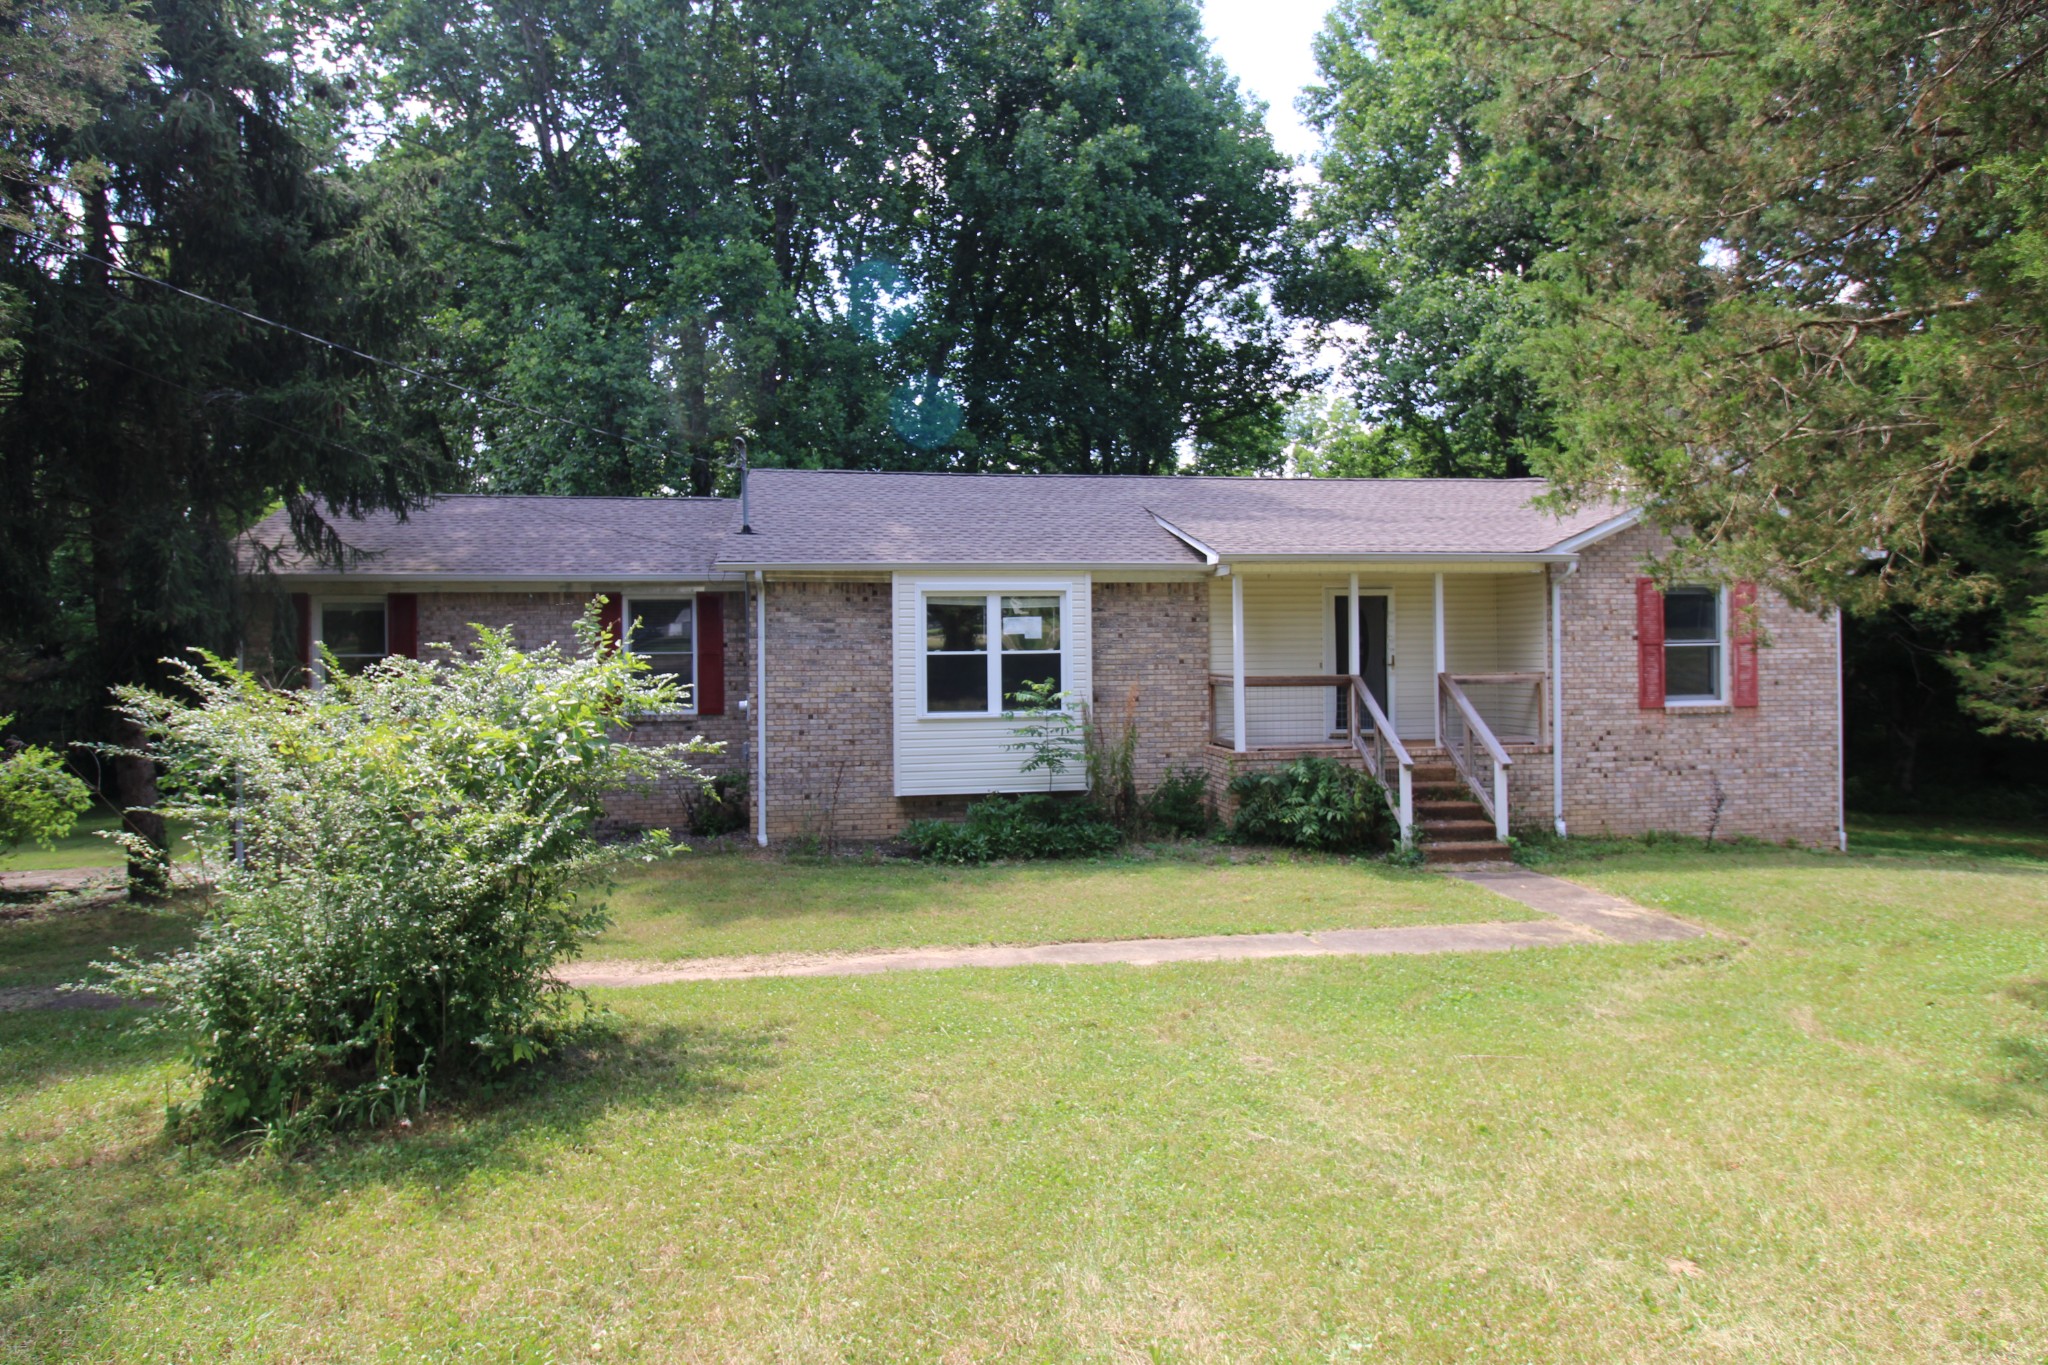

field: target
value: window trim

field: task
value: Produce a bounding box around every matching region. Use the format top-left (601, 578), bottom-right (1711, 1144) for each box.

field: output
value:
top-left (313, 597), bottom-right (388, 686)
top-left (915, 586), bottom-right (1070, 720)
top-left (622, 593), bottom-right (700, 716)
top-left (1662, 583), bottom-right (1729, 706)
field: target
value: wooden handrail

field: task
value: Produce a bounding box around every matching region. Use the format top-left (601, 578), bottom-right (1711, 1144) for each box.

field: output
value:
top-left (1349, 676), bottom-right (1414, 843)
top-left (1440, 675), bottom-right (1513, 769)
top-left (1445, 671), bottom-right (1545, 686)
top-left (1438, 673), bottom-right (1512, 841)
top-left (1207, 672), bottom-right (1355, 689)
top-left (1350, 676), bottom-right (1411, 770)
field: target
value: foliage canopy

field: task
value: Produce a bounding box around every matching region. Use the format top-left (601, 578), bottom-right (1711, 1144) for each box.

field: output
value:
top-left (97, 610), bottom-right (710, 1146)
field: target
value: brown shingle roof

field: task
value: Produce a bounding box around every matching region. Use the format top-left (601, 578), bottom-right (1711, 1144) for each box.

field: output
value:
top-left (239, 495), bottom-right (737, 578)
top-left (716, 469), bottom-right (1622, 566)
top-left (239, 472), bottom-right (1630, 579)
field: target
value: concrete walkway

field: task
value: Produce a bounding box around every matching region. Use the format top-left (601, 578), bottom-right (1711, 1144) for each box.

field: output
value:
top-left (557, 867), bottom-right (1706, 988)
top-left (1444, 865), bottom-right (1708, 944)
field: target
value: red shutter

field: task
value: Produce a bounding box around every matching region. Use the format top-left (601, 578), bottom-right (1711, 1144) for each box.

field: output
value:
top-left (387, 592), bottom-right (419, 659)
top-left (595, 593), bottom-right (622, 653)
top-left (1636, 577), bottom-right (1665, 710)
top-left (695, 592), bottom-right (725, 715)
top-left (1731, 579), bottom-right (1760, 708)
top-left (292, 592), bottom-right (313, 678)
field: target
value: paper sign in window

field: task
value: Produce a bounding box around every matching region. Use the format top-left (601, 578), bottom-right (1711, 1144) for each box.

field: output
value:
top-left (1001, 616), bottom-right (1043, 640)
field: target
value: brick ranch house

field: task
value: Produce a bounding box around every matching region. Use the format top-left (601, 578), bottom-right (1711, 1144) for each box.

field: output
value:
top-left (239, 468), bottom-right (1846, 860)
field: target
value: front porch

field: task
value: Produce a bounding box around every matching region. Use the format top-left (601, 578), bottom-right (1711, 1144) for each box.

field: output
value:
top-left (1206, 567), bottom-right (1557, 852)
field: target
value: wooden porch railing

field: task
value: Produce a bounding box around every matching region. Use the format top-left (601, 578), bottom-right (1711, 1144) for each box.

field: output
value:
top-left (1438, 674), bottom-right (1513, 842)
top-left (1347, 676), bottom-right (1414, 842)
top-left (1441, 670), bottom-right (1546, 745)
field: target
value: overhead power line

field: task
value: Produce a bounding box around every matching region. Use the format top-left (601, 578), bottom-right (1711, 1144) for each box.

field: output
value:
top-left (16, 228), bottom-right (673, 457)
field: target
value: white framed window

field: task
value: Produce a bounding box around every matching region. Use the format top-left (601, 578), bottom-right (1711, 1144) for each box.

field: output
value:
top-left (624, 596), bottom-right (698, 712)
top-left (317, 600), bottom-right (387, 680)
top-left (920, 590), bottom-right (1065, 716)
top-left (1664, 585), bottom-right (1726, 703)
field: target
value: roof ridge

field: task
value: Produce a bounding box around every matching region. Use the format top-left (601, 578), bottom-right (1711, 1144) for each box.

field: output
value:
top-left (425, 492), bottom-right (735, 504)
top-left (749, 468), bottom-right (1551, 486)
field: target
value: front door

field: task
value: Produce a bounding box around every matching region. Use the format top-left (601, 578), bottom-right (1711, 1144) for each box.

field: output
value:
top-left (1333, 595), bottom-right (1391, 731)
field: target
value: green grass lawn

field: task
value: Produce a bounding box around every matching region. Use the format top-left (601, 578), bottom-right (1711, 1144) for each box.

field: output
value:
top-left (2, 822), bottom-right (2045, 1360)
top-left (594, 846), bottom-right (1534, 961)
top-left (1, 810), bottom-right (193, 874)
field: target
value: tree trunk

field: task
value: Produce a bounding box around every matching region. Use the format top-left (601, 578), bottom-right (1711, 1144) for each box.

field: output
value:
top-left (80, 184), bottom-right (170, 900)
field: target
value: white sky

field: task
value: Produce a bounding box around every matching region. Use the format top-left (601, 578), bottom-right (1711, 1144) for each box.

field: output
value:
top-left (1202, 0), bottom-right (1333, 165)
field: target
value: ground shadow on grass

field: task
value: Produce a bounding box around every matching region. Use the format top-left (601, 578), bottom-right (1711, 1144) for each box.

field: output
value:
top-left (1847, 816), bottom-right (2048, 867)
top-left (1944, 980), bottom-right (2048, 1122)
top-left (0, 1015), bottom-right (783, 1355)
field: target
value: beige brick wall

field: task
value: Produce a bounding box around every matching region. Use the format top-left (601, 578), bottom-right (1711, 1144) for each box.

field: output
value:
top-left (1557, 526), bottom-right (1842, 846)
top-left (413, 590), bottom-right (752, 833)
top-left (760, 579), bottom-right (899, 843)
top-left (1089, 581), bottom-right (1213, 792)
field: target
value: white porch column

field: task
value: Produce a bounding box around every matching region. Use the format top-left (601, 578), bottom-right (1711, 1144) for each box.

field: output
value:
top-left (1432, 571), bottom-right (1446, 742)
top-left (1231, 570), bottom-right (1247, 753)
top-left (1347, 573), bottom-right (1360, 677)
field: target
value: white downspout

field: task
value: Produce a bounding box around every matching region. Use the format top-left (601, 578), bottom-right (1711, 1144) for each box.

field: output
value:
top-left (1432, 572), bottom-right (1446, 743)
top-left (754, 570), bottom-right (768, 847)
top-left (1552, 562), bottom-right (1575, 838)
top-left (1836, 610), bottom-right (1848, 852)
top-left (1231, 570), bottom-right (1247, 754)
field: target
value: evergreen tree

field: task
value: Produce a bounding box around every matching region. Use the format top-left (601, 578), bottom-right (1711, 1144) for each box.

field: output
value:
top-left (0, 0), bottom-right (449, 886)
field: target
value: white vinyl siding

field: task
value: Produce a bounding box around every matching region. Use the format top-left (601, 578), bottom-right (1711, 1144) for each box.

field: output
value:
top-left (1209, 570), bottom-right (1548, 744)
top-left (893, 573), bottom-right (1093, 796)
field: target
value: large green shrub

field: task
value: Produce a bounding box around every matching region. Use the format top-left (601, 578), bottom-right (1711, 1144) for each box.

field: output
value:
top-left (903, 794), bottom-right (1122, 865)
top-left (0, 715), bottom-right (94, 864)
top-left (1228, 757), bottom-right (1399, 854)
top-left (1146, 764), bottom-right (1218, 839)
top-left (97, 611), bottom-right (711, 1146)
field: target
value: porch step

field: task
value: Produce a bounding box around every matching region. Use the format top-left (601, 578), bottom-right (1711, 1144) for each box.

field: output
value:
top-left (1423, 839), bottom-right (1512, 865)
top-left (1415, 797), bottom-right (1486, 817)
top-left (1423, 817), bottom-right (1497, 841)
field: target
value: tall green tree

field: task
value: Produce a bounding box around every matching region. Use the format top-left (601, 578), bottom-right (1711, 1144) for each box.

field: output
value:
top-left (362, 0), bottom-right (1297, 486)
top-left (0, 0), bottom-right (449, 883)
top-left (1287, 0), bottom-right (1578, 477)
top-left (905, 0), bottom-right (1296, 474)
top-left (1457, 0), bottom-right (2048, 613)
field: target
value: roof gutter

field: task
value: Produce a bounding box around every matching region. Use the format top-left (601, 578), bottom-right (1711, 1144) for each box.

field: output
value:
top-left (1543, 508), bottom-right (1643, 555)
top-left (711, 559), bottom-right (1208, 573)
top-left (241, 571), bottom-right (751, 586)
top-left (1214, 551), bottom-right (1586, 567)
